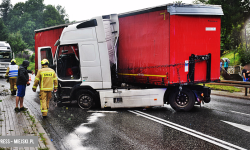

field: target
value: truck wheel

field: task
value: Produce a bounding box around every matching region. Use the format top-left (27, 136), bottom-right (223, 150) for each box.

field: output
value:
top-left (77, 90), bottom-right (96, 109)
top-left (169, 88), bottom-right (195, 112)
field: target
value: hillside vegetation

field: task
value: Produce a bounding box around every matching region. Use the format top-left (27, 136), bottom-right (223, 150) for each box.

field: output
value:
top-left (221, 51), bottom-right (240, 66)
top-left (15, 57), bottom-right (35, 72)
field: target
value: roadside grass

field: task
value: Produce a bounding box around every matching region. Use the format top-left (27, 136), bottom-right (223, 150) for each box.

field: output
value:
top-left (15, 57), bottom-right (35, 72)
top-left (201, 84), bottom-right (242, 93)
top-left (39, 133), bottom-right (47, 146)
top-left (221, 50), bottom-right (240, 66)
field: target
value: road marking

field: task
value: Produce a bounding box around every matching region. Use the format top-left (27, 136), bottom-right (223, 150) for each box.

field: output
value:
top-left (87, 110), bottom-right (118, 113)
top-left (230, 111), bottom-right (250, 116)
top-left (222, 120), bottom-right (250, 133)
top-left (129, 110), bottom-right (246, 150)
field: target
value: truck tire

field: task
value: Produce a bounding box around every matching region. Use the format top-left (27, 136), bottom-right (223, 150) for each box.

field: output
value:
top-left (77, 90), bottom-right (97, 109)
top-left (169, 88), bottom-right (195, 112)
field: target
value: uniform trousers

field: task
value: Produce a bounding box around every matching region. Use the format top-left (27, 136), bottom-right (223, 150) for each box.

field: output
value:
top-left (39, 91), bottom-right (52, 116)
top-left (9, 78), bottom-right (17, 94)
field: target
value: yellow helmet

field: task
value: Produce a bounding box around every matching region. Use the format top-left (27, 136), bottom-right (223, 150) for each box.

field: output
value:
top-left (41, 59), bottom-right (49, 65)
top-left (11, 59), bottom-right (16, 63)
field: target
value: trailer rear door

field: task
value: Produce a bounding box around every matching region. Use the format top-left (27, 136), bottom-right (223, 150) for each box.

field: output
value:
top-left (38, 47), bottom-right (54, 70)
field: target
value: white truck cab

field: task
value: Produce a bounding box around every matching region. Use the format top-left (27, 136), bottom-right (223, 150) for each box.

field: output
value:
top-left (38, 14), bottom-right (167, 109)
top-left (57, 15), bottom-right (119, 89)
top-left (0, 41), bottom-right (12, 76)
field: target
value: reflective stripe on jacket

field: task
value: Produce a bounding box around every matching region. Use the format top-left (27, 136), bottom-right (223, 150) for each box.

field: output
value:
top-left (9, 65), bottom-right (18, 78)
top-left (33, 67), bottom-right (58, 91)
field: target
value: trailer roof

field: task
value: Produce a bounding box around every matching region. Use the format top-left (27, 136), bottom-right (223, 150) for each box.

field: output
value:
top-left (35, 3), bottom-right (223, 33)
top-left (118, 3), bottom-right (223, 18)
top-left (34, 20), bottom-right (86, 33)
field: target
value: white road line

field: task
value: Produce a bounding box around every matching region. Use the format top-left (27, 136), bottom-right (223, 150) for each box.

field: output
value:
top-left (230, 111), bottom-right (250, 116)
top-left (129, 110), bottom-right (246, 150)
top-left (87, 110), bottom-right (118, 113)
top-left (222, 120), bottom-right (250, 133)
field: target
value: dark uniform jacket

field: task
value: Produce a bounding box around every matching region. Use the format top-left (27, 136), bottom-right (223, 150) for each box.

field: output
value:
top-left (17, 60), bottom-right (32, 85)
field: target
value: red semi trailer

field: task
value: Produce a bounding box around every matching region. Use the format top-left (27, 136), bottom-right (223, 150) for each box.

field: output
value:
top-left (118, 5), bottom-right (221, 85)
top-left (34, 3), bottom-right (223, 111)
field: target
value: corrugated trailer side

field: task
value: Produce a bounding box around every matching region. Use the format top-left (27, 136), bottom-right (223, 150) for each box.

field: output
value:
top-left (117, 4), bottom-right (223, 86)
top-left (169, 15), bottom-right (221, 84)
top-left (118, 9), bottom-right (170, 86)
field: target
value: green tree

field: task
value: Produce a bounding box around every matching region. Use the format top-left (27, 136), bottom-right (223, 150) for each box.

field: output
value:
top-left (195, 0), bottom-right (250, 51)
top-left (43, 5), bottom-right (65, 27)
top-left (5, 0), bottom-right (69, 50)
top-left (21, 21), bottom-right (36, 49)
top-left (23, 0), bottom-right (44, 28)
top-left (56, 5), bottom-right (69, 23)
top-left (0, 18), bottom-right (9, 41)
top-left (0, 0), bottom-right (12, 23)
top-left (7, 31), bottom-right (28, 54)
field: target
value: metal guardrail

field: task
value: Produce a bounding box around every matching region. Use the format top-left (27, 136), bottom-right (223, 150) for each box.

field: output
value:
top-left (204, 80), bottom-right (250, 96)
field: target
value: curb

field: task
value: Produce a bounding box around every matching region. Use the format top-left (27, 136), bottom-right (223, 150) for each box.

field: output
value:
top-left (211, 93), bottom-right (250, 100)
top-left (29, 111), bottom-right (57, 150)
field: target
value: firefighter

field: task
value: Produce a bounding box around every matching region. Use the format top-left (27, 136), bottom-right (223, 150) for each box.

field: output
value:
top-left (32, 59), bottom-right (58, 118)
top-left (5, 59), bottom-right (18, 95)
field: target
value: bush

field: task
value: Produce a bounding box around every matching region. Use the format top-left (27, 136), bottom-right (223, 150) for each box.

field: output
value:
top-left (22, 53), bottom-right (30, 60)
top-left (238, 44), bottom-right (250, 66)
top-left (15, 57), bottom-right (35, 72)
top-left (15, 51), bottom-right (30, 60)
top-left (16, 52), bottom-right (22, 58)
top-left (30, 53), bottom-right (35, 63)
top-left (23, 51), bottom-right (29, 55)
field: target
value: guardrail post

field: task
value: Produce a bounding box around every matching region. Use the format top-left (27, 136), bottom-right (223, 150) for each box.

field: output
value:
top-left (245, 87), bottom-right (248, 96)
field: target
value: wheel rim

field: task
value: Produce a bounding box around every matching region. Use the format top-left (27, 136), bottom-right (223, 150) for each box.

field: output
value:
top-left (78, 94), bottom-right (93, 109)
top-left (175, 92), bottom-right (189, 107)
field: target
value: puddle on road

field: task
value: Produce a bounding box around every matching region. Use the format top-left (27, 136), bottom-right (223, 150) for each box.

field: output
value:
top-left (62, 113), bottom-right (105, 150)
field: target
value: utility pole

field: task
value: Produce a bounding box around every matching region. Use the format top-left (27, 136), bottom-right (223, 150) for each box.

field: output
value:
top-left (246, 27), bottom-right (248, 50)
top-left (244, 10), bottom-right (249, 50)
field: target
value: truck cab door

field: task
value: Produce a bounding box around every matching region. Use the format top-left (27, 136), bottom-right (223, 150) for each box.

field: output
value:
top-left (37, 47), bottom-right (54, 70)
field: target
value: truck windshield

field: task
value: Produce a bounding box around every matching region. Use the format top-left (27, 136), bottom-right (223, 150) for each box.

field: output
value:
top-left (57, 44), bottom-right (80, 80)
top-left (0, 51), bottom-right (11, 59)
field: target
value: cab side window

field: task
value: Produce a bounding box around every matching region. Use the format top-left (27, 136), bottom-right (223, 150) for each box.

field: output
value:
top-left (57, 44), bottom-right (80, 80)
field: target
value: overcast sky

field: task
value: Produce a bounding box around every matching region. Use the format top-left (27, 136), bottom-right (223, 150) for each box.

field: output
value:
top-left (10, 0), bottom-right (195, 22)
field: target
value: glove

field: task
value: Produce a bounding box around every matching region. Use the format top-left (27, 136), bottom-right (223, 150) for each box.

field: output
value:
top-left (32, 88), bottom-right (36, 92)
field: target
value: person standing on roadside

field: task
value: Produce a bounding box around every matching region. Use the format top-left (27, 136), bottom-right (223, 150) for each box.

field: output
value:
top-left (32, 59), bottom-right (58, 118)
top-left (224, 59), bottom-right (229, 72)
top-left (220, 59), bottom-right (223, 72)
top-left (15, 60), bottom-right (33, 112)
top-left (242, 64), bottom-right (250, 82)
top-left (5, 59), bottom-right (18, 95)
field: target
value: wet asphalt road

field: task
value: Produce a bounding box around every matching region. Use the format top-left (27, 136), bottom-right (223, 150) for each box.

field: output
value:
top-left (1, 76), bottom-right (250, 150)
